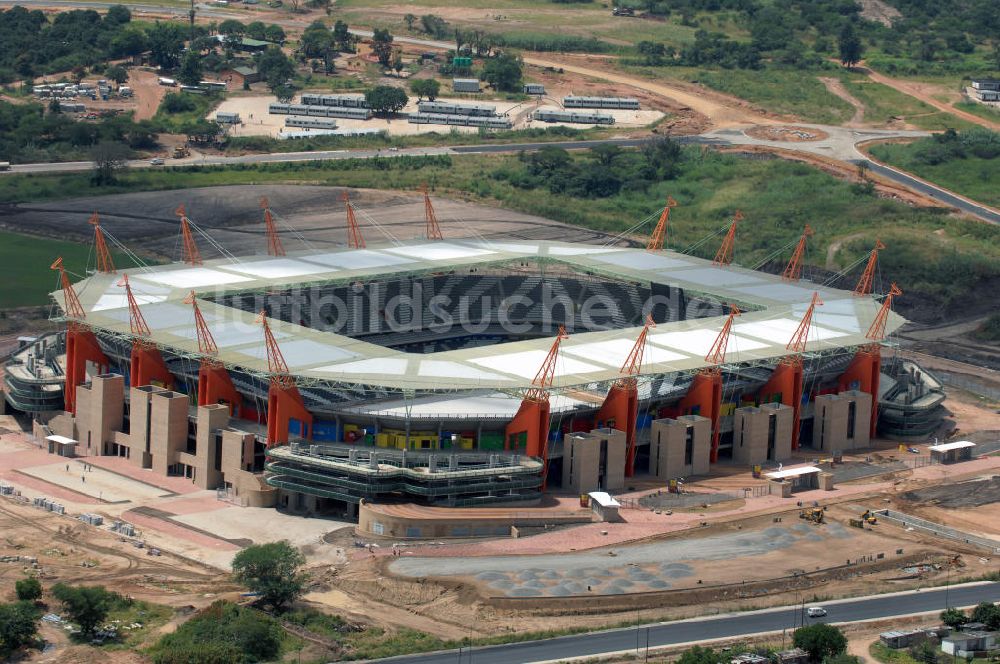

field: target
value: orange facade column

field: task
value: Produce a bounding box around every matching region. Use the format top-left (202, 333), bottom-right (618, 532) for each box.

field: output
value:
top-left (64, 327), bottom-right (109, 414)
top-left (837, 348), bottom-right (881, 438)
top-left (596, 384), bottom-right (639, 476)
top-left (129, 344), bottom-right (174, 390)
top-left (757, 360), bottom-right (804, 449)
top-left (679, 371), bottom-right (723, 462)
top-left (266, 384), bottom-right (313, 446)
top-left (198, 363), bottom-right (243, 416)
top-left (505, 399), bottom-right (552, 488)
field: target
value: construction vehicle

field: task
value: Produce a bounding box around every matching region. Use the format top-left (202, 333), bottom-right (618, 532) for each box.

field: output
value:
top-left (800, 507), bottom-right (824, 524)
top-left (861, 510), bottom-right (877, 525)
top-left (172, 146), bottom-right (190, 159)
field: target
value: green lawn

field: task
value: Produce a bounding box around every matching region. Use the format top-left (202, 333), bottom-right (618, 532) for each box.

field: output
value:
top-left (839, 76), bottom-right (980, 131)
top-left (0, 231), bottom-right (135, 308)
top-left (955, 100), bottom-right (1000, 124)
top-left (868, 140), bottom-right (1000, 208)
top-left (680, 68), bottom-right (855, 124)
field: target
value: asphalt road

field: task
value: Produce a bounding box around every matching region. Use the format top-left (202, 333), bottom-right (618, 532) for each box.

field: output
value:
top-left (373, 583), bottom-right (1000, 664)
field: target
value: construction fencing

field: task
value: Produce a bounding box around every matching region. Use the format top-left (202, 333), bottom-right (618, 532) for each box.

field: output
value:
top-left (874, 508), bottom-right (1000, 554)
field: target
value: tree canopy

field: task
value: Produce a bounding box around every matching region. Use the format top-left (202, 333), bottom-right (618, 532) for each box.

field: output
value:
top-left (14, 577), bottom-right (42, 602)
top-left (0, 601), bottom-right (41, 658)
top-left (970, 601), bottom-right (1000, 630)
top-left (410, 78), bottom-right (441, 101)
top-left (838, 21), bottom-right (863, 67)
top-left (940, 607), bottom-right (968, 628)
top-left (371, 28), bottom-right (394, 67)
top-left (793, 624), bottom-right (848, 663)
top-left (52, 584), bottom-right (122, 636)
top-left (482, 53), bottom-right (523, 92)
top-left (365, 85), bottom-right (408, 116)
top-left (231, 541), bottom-right (307, 612)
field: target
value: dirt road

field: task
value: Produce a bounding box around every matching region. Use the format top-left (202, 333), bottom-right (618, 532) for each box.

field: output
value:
top-left (860, 66), bottom-right (1000, 131)
top-left (819, 77), bottom-right (865, 127)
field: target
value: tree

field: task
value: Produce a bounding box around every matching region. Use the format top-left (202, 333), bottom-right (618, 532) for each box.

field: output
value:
top-left (110, 29), bottom-right (148, 63)
top-left (256, 46), bottom-right (295, 94)
top-left (970, 601), bottom-right (1000, 630)
top-left (333, 20), bottom-right (353, 52)
top-left (177, 51), bottom-right (203, 87)
top-left (147, 22), bottom-right (186, 69)
top-left (0, 601), bottom-right (41, 657)
top-left (392, 51), bottom-right (404, 75)
top-left (264, 24), bottom-right (286, 44)
top-left (51, 584), bottom-right (120, 635)
top-left (839, 21), bottom-right (863, 68)
top-left (104, 4), bottom-right (131, 25)
top-left (822, 656), bottom-right (861, 664)
top-left (15, 577), bottom-right (42, 602)
top-left (793, 624), bottom-right (848, 663)
top-left (371, 27), bottom-right (394, 67)
top-left (301, 21), bottom-right (334, 58)
top-left (940, 607), bottom-right (968, 629)
top-left (104, 65), bottom-right (128, 87)
top-left (230, 541), bottom-right (306, 612)
top-left (641, 135), bottom-right (683, 180)
top-left (909, 640), bottom-right (939, 664)
top-left (677, 645), bottom-right (724, 664)
top-left (482, 53), bottom-right (522, 92)
top-left (246, 20), bottom-right (267, 40)
top-left (364, 85), bottom-right (408, 116)
top-left (410, 78), bottom-right (440, 101)
top-left (219, 19), bottom-right (246, 51)
top-left (403, 13), bottom-right (416, 30)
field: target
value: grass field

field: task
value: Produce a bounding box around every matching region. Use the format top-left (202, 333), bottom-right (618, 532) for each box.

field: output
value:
top-left (955, 100), bottom-right (1000, 123)
top-left (868, 140), bottom-right (1000, 208)
top-left (839, 76), bottom-right (980, 131)
top-left (0, 231), bottom-right (135, 308)
top-left (1, 149), bottom-right (997, 318)
top-left (683, 68), bottom-right (854, 124)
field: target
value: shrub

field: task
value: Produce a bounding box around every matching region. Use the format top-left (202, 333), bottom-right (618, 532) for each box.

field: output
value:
top-left (14, 577), bottom-right (41, 601)
top-left (150, 601), bottom-right (283, 664)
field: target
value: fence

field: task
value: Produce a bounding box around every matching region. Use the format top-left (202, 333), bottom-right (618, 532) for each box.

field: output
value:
top-left (617, 486), bottom-right (768, 510)
top-left (875, 508), bottom-right (1000, 554)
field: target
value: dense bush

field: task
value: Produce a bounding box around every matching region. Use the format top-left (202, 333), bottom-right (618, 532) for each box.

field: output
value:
top-left (150, 601), bottom-right (283, 664)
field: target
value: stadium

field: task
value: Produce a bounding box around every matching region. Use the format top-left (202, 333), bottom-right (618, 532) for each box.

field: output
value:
top-left (4, 195), bottom-right (933, 518)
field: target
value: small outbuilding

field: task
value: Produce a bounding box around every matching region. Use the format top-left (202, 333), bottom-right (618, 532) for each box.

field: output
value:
top-left (588, 491), bottom-right (621, 522)
top-left (45, 434), bottom-right (78, 457)
top-left (929, 440), bottom-right (975, 464)
top-left (453, 78), bottom-right (481, 93)
top-left (765, 465), bottom-right (821, 491)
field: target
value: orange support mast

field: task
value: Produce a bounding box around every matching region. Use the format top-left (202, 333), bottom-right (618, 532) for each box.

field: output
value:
top-left (694, 304), bottom-right (741, 462)
top-left (853, 239), bottom-right (885, 296)
top-left (712, 210), bottom-right (742, 266)
top-left (781, 224), bottom-right (814, 282)
top-left (422, 184), bottom-right (444, 241)
top-left (257, 310), bottom-right (312, 446)
top-left (51, 257), bottom-right (108, 414)
top-left (175, 205), bottom-right (203, 265)
top-left (260, 197), bottom-right (286, 257)
top-left (89, 212), bottom-right (116, 274)
top-left (184, 291), bottom-right (241, 415)
top-left (505, 326), bottom-right (568, 484)
top-left (704, 304), bottom-right (741, 367)
top-left (646, 196), bottom-right (678, 252)
top-left (866, 282), bottom-right (902, 342)
top-left (596, 315), bottom-right (655, 476)
top-left (342, 192), bottom-right (366, 249)
top-left (120, 274), bottom-right (173, 389)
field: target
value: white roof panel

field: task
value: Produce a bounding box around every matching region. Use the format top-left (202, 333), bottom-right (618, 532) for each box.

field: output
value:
top-left (648, 329), bottom-right (768, 356)
top-left (734, 318), bottom-right (848, 342)
top-left (224, 258), bottom-right (334, 279)
top-left (562, 338), bottom-right (689, 367)
top-left (665, 267), bottom-right (765, 288)
top-left (547, 246), bottom-right (626, 256)
top-left (171, 320), bottom-right (289, 348)
top-left (383, 243), bottom-right (496, 261)
top-left (588, 491), bottom-right (620, 507)
top-left (91, 293), bottom-right (167, 312)
top-left (469, 349), bottom-right (604, 379)
top-left (133, 267), bottom-right (254, 289)
top-left (590, 252), bottom-right (691, 271)
top-left (301, 250), bottom-right (417, 270)
top-left (733, 283), bottom-right (820, 302)
top-left (308, 357), bottom-right (409, 375)
top-left (765, 465), bottom-right (821, 479)
top-left (467, 241), bottom-right (541, 254)
top-left (929, 441), bottom-right (975, 452)
top-left (236, 338), bottom-right (356, 367)
top-left (100, 302), bottom-right (214, 330)
top-left (46, 434), bottom-right (77, 445)
top-left (417, 360), bottom-right (514, 381)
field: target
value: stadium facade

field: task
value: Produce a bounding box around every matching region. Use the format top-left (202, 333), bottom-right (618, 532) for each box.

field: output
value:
top-left (5, 238), bottom-right (929, 516)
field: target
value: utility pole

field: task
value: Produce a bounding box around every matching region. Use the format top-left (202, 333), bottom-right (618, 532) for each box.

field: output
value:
top-left (189, 0), bottom-right (196, 43)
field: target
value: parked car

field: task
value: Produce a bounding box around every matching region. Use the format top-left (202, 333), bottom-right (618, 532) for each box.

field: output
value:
top-left (806, 607), bottom-right (827, 618)
top-left (149, 158), bottom-right (165, 166)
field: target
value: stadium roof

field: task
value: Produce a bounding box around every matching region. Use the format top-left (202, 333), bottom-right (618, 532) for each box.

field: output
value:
top-left (54, 240), bottom-right (905, 391)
